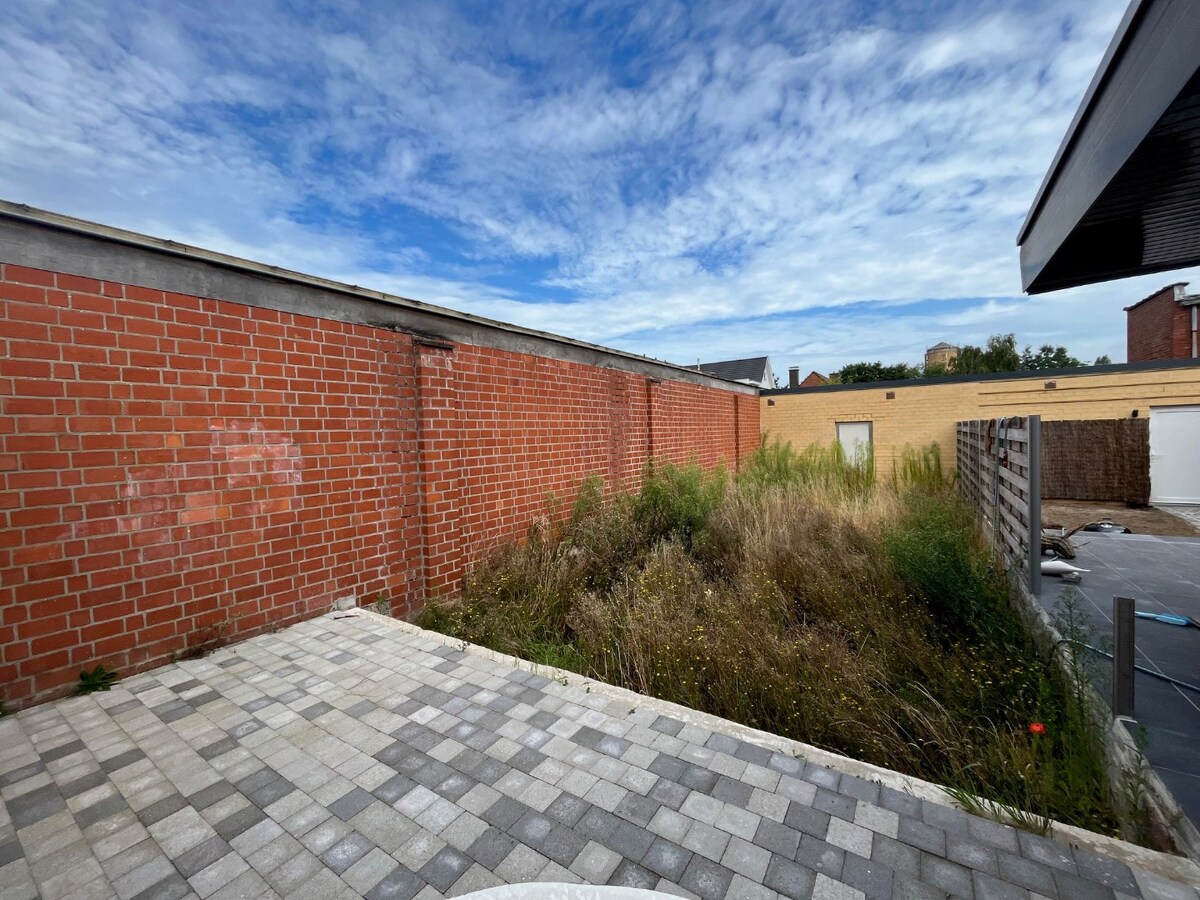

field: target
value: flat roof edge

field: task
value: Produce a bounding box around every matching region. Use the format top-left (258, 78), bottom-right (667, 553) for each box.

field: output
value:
top-left (762, 357), bottom-right (1200, 396)
top-left (0, 200), bottom-right (756, 395)
top-left (1016, 0), bottom-right (1149, 245)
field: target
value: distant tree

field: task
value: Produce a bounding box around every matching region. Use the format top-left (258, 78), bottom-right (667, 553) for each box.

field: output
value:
top-left (1020, 344), bottom-right (1083, 370)
top-left (835, 361), bottom-right (921, 384)
top-left (1094, 354), bottom-right (1112, 366)
top-left (922, 362), bottom-right (950, 378)
top-left (950, 334), bottom-right (1021, 375)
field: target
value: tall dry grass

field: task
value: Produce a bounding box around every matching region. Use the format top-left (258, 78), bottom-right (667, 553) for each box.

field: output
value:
top-left (415, 443), bottom-right (1119, 837)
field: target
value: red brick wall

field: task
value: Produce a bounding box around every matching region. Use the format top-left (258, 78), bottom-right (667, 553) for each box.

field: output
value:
top-left (0, 262), bottom-right (758, 707)
top-left (1127, 288), bottom-right (1191, 361)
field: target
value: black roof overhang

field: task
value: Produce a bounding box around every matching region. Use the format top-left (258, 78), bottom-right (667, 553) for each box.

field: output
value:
top-left (1017, 0), bottom-right (1200, 294)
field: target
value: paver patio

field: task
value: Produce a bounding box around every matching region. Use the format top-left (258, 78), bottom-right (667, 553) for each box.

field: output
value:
top-left (1, 611), bottom-right (1196, 900)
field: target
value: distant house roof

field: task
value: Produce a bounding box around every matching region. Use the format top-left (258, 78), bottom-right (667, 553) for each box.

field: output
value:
top-left (799, 371), bottom-right (828, 388)
top-left (694, 356), bottom-right (771, 383)
top-left (926, 342), bottom-right (959, 352)
top-left (1123, 282), bottom-right (1189, 311)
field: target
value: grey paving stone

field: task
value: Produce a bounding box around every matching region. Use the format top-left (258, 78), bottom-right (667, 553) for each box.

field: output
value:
top-left (812, 786), bottom-right (857, 822)
top-left (948, 833), bottom-right (1000, 876)
top-left (897, 816), bottom-right (947, 856)
top-left (187, 781), bottom-right (236, 812)
top-left (764, 853), bottom-right (817, 900)
top-left (320, 831), bottom-right (374, 874)
top-left (482, 796), bottom-right (527, 830)
top-left (298, 701), bottom-right (334, 721)
top-left (967, 815), bottom-right (1020, 853)
top-left (721, 836), bottom-right (770, 882)
top-left (197, 738), bottom-right (238, 761)
top-left (1018, 831), bottom-right (1078, 874)
top-left (842, 851), bottom-right (894, 900)
top-left (651, 717), bottom-right (686, 737)
top-left (803, 763), bottom-right (842, 791)
top-left (0, 839), bottom-right (24, 868)
top-left (61, 770), bottom-right (109, 799)
top-left (9, 783), bottom-right (66, 829)
top-left (706, 733), bottom-right (740, 756)
top-left (175, 835), bottom-right (232, 878)
top-left (641, 836), bottom-right (692, 882)
top-left (576, 806), bottom-right (621, 844)
top-left (973, 870), bottom-right (1031, 900)
top-left (540, 823), bottom-right (587, 867)
top-left (679, 764), bottom-right (719, 794)
top-left (871, 834), bottom-right (921, 878)
top-left (838, 775), bottom-right (880, 805)
top-left (1073, 847), bottom-right (1139, 894)
top-left (682, 821), bottom-right (731, 864)
top-left (648, 806), bottom-right (694, 843)
top-left (247, 776), bottom-right (293, 808)
top-left (41, 740), bottom-right (86, 764)
top-left (751, 817), bottom-right (800, 859)
top-left (608, 859), bottom-right (659, 889)
top-left (129, 871), bottom-right (191, 900)
top-left (100, 749), bottom-right (147, 773)
top-left (137, 794), bottom-right (188, 828)
top-left (680, 853), bottom-right (736, 900)
top-left (921, 799), bottom-right (968, 833)
top-left (784, 800), bottom-right (830, 838)
top-left (0, 760), bottom-right (46, 788)
top-left (878, 786), bottom-right (922, 819)
top-left (509, 810), bottom-right (555, 848)
top-left (1054, 869), bottom-right (1119, 900)
top-left (996, 849), bottom-right (1059, 895)
top-left (467, 826), bottom-right (518, 869)
top-left (76, 793), bottom-right (129, 829)
top-left (329, 787), bottom-right (375, 821)
top-left (921, 851), bottom-right (975, 897)
top-left (434, 772), bottom-right (475, 803)
top-left (712, 775), bottom-right (753, 808)
top-left (649, 755), bottom-right (688, 784)
top-left (615, 791), bottom-right (660, 827)
top-left (418, 845), bottom-right (472, 892)
top-left (648, 778), bottom-right (690, 811)
top-left (893, 872), bottom-right (953, 900)
top-left (545, 793), bottom-right (591, 828)
top-left (213, 804), bottom-right (266, 842)
top-left (603, 820), bottom-right (656, 861)
top-left (570, 840), bottom-right (622, 883)
top-left (373, 774), bottom-right (418, 805)
top-left (733, 741), bottom-right (773, 769)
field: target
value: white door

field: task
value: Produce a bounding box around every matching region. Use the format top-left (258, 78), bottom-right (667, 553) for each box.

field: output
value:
top-left (1150, 406), bottom-right (1200, 504)
top-left (836, 421), bottom-right (873, 469)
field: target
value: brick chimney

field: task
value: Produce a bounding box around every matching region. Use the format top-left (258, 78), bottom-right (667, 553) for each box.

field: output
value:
top-left (1125, 282), bottom-right (1198, 361)
top-left (788, 367), bottom-right (800, 388)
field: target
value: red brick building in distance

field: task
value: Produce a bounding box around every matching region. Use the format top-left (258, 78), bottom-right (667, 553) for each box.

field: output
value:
top-left (1125, 282), bottom-right (1200, 362)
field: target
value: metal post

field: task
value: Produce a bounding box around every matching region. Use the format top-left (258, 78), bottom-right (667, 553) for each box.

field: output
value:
top-left (1112, 596), bottom-right (1136, 718)
top-left (1028, 415), bottom-right (1042, 596)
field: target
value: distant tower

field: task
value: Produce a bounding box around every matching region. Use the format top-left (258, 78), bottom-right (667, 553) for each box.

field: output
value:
top-left (924, 342), bottom-right (959, 368)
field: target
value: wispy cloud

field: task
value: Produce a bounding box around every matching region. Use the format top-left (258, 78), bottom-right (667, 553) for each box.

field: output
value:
top-left (2, 0), bottom-right (1196, 371)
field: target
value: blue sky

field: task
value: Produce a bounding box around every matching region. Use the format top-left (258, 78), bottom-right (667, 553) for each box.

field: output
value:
top-left (4, 0), bottom-right (1198, 375)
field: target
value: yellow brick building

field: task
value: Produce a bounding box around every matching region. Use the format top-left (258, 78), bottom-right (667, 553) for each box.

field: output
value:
top-left (761, 360), bottom-right (1200, 476)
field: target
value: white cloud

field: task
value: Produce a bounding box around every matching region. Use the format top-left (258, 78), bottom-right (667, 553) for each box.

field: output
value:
top-left (2, 0), bottom-right (1194, 375)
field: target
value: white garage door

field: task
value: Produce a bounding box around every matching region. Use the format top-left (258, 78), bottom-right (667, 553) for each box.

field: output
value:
top-left (1150, 406), bottom-right (1200, 504)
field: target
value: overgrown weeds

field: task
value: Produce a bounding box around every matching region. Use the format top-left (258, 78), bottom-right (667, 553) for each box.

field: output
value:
top-left (416, 445), bottom-right (1122, 838)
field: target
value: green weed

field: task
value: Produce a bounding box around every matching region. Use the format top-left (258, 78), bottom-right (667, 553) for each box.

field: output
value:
top-left (74, 665), bottom-right (118, 695)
